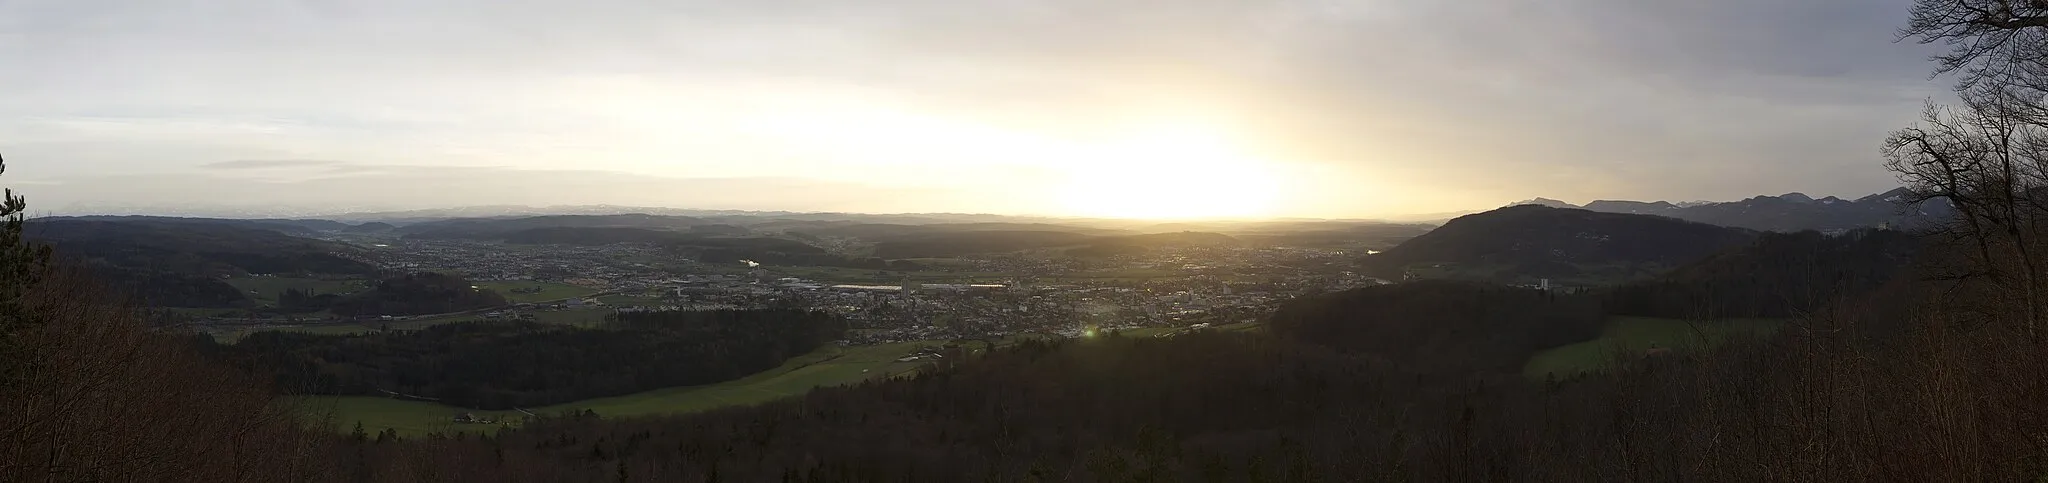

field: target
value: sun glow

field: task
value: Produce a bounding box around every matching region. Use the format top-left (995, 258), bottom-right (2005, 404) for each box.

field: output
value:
top-left (1056, 124), bottom-right (1284, 220)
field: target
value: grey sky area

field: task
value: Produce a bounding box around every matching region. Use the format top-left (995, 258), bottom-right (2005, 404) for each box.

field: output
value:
top-left (0, 0), bottom-right (1948, 218)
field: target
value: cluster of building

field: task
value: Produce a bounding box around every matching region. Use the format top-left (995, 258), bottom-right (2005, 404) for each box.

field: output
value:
top-left (209, 235), bottom-right (1402, 342)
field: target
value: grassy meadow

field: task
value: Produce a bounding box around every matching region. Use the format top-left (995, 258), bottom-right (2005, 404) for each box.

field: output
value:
top-left (1523, 316), bottom-right (1782, 380)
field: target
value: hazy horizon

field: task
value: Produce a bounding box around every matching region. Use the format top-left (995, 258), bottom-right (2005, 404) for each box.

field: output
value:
top-left (4, 0), bottom-right (1941, 219)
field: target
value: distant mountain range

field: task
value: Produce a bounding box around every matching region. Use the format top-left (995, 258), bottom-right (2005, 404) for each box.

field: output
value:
top-left (1505, 188), bottom-right (1953, 232)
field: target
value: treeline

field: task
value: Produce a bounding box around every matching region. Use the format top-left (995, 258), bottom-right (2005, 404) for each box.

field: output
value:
top-left (327, 272), bottom-right (507, 317)
top-left (213, 309), bottom-right (845, 409)
top-left (25, 219), bottom-right (377, 276)
top-left (1270, 280), bottom-right (1605, 373)
top-left (1360, 205), bottom-right (1757, 283)
top-left (1606, 228), bottom-right (1921, 319)
top-left (23, 219), bottom-right (378, 308)
top-left (88, 262), bottom-right (252, 308)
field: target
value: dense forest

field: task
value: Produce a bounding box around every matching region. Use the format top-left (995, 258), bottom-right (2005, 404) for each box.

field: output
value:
top-left (24, 219), bottom-right (377, 277)
top-left (43, 215), bottom-right (354, 235)
top-left (1361, 205), bottom-right (1757, 283)
top-left (1270, 281), bottom-right (1605, 373)
top-left (214, 309), bottom-right (845, 409)
top-left (326, 272), bottom-right (508, 317)
top-left (1606, 228), bottom-right (1922, 319)
top-left (90, 263), bottom-right (252, 308)
top-left (19, 219), bottom-right (380, 308)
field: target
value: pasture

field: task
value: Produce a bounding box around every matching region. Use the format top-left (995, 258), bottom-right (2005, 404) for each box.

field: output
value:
top-left (1523, 317), bottom-right (1782, 380)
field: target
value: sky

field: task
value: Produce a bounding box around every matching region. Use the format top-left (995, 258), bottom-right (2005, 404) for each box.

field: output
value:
top-left (0, 0), bottom-right (1950, 219)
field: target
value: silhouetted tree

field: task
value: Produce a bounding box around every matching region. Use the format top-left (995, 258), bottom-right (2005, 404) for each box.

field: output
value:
top-left (0, 153), bottom-right (51, 386)
top-left (1889, 0), bottom-right (2048, 339)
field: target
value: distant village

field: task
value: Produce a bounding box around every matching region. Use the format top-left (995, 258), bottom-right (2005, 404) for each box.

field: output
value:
top-left (199, 235), bottom-right (1394, 344)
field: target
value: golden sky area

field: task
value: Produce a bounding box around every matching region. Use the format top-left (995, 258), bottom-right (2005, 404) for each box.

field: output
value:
top-left (0, 0), bottom-right (1943, 219)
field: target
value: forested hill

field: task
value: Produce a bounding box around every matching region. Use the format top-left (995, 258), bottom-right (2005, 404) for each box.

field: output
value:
top-left (500, 226), bottom-right (685, 245)
top-left (1361, 205), bottom-right (1756, 284)
top-left (23, 219), bottom-right (375, 308)
top-left (42, 215), bottom-right (353, 235)
top-left (1607, 228), bottom-right (1923, 319)
top-left (1269, 281), bottom-right (1605, 373)
top-left (25, 219), bottom-right (375, 276)
top-left (396, 214), bottom-right (709, 239)
top-left (326, 272), bottom-right (509, 317)
top-left (215, 309), bottom-right (846, 409)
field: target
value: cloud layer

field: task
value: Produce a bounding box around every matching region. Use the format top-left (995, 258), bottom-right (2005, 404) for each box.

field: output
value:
top-left (0, 0), bottom-right (1949, 217)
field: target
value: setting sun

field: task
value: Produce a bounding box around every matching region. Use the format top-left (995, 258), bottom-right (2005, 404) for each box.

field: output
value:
top-left (1056, 124), bottom-right (1284, 220)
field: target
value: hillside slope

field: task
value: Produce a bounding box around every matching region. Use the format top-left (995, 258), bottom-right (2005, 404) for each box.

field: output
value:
top-left (1362, 206), bottom-right (1755, 284)
top-left (1607, 228), bottom-right (1922, 319)
top-left (398, 214), bottom-right (709, 239)
top-left (26, 220), bottom-right (375, 276)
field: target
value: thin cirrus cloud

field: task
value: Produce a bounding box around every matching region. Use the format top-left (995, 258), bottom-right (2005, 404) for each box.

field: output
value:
top-left (0, 0), bottom-right (1948, 217)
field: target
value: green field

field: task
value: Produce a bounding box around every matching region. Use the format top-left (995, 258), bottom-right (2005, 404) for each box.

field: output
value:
top-left (1523, 317), bottom-right (1783, 379)
top-left (223, 277), bottom-right (370, 304)
top-left (474, 281), bottom-right (600, 304)
top-left (302, 341), bottom-right (940, 436)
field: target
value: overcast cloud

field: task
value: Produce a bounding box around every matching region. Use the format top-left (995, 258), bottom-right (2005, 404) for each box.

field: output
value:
top-left (0, 0), bottom-right (1946, 218)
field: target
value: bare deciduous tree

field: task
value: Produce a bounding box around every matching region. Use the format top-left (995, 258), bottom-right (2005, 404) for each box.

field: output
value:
top-left (1890, 1), bottom-right (2048, 339)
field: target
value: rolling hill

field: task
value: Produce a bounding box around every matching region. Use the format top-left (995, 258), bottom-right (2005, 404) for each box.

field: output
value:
top-left (794, 222), bottom-right (1129, 240)
top-left (25, 219), bottom-right (379, 308)
top-left (342, 222), bottom-right (395, 234)
top-left (1362, 205), bottom-right (1756, 284)
top-left (1607, 228), bottom-right (1922, 319)
top-left (44, 215), bottom-right (353, 235)
top-left (26, 220), bottom-right (376, 277)
top-left (501, 227), bottom-right (687, 245)
top-left (397, 214), bottom-right (710, 239)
